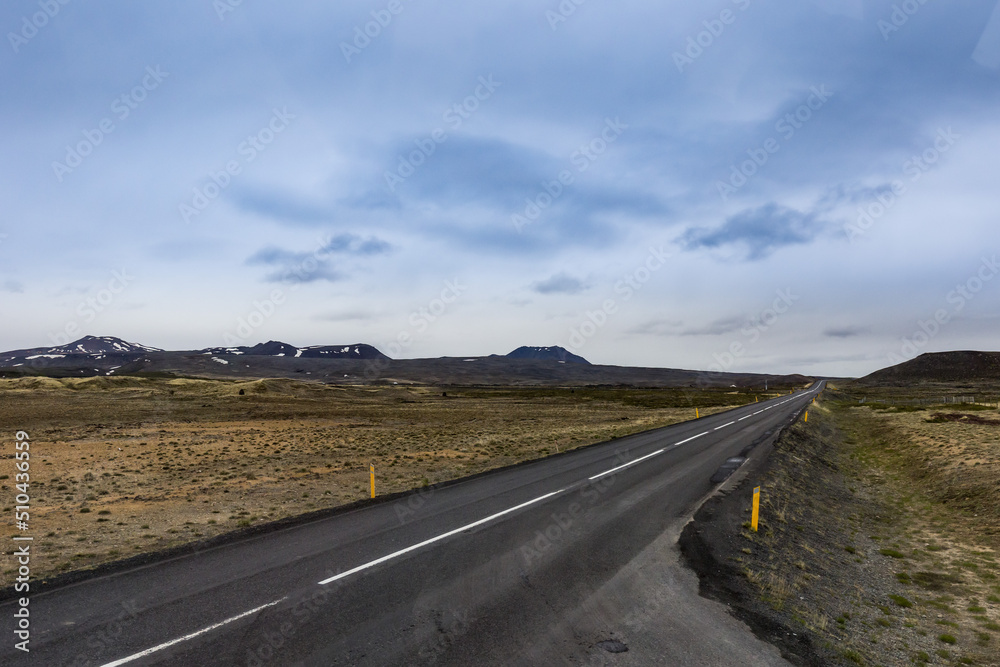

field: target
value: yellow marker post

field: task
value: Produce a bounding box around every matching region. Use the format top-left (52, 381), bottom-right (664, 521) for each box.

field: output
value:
top-left (695, 407), bottom-right (699, 419)
top-left (369, 463), bottom-right (375, 498)
top-left (804, 411), bottom-right (808, 422)
top-left (751, 486), bottom-right (760, 531)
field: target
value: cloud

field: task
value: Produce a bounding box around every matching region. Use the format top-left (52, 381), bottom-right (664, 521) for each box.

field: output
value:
top-left (246, 233), bottom-right (391, 284)
top-left (815, 182), bottom-right (900, 210)
top-left (316, 310), bottom-right (377, 322)
top-left (258, 265), bottom-right (343, 285)
top-left (234, 189), bottom-right (333, 224)
top-left (2, 280), bottom-right (24, 293)
top-left (628, 316), bottom-right (745, 337)
top-left (823, 326), bottom-right (870, 338)
top-left (394, 135), bottom-right (666, 216)
top-left (627, 318), bottom-right (684, 336)
top-left (5, 2), bottom-right (1000, 376)
top-left (532, 272), bottom-right (587, 295)
top-left (679, 316), bottom-right (747, 336)
top-left (679, 203), bottom-right (831, 260)
top-left (148, 239), bottom-right (225, 261)
top-left (388, 136), bottom-right (556, 208)
top-left (322, 234), bottom-right (391, 256)
top-left (339, 135), bottom-right (668, 255)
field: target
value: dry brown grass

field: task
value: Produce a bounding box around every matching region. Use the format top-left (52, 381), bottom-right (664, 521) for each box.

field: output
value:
top-left (0, 377), bottom-right (753, 583)
top-left (717, 395), bottom-right (1000, 665)
top-left (842, 402), bottom-right (1000, 664)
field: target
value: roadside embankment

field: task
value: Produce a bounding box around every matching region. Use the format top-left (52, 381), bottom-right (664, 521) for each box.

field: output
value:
top-left (681, 394), bottom-right (1000, 666)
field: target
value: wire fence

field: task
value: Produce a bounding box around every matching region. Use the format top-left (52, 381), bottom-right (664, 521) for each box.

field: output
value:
top-left (856, 395), bottom-right (999, 407)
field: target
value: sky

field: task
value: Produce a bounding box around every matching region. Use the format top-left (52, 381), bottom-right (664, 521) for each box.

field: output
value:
top-left (1, 0), bottom-right (999, 377)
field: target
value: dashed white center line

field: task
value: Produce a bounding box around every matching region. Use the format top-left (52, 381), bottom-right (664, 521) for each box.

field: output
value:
top-left (589, 448), bottom-right (665, 481)
top-left (99, 598), bottom-right (288, 667)
top-left (670, 431), bottom-right (708, 448)
top-left (319, 489), bottom-right (565, 585)
top-left (101, 393), bottom-right (825, 664)
top-left (667, 431), bottom-right (709, 449)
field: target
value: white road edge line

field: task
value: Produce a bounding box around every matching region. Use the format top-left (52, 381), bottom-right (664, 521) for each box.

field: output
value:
top-left (714, 421), bottom-right (735, 430)
top-left (318, 489), bottom-right (565, 585)
top-left (99, 598), bottom-right (288, 667)
top-left (738, 415), bottom-right (751, 421)
top-left (589, 448), bottom-right (665, 481)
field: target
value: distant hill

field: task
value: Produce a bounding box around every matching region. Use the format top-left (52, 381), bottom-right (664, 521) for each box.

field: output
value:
top-left (0, 335), bottom-right (813, 389)
top-left (199, 341), bottom-right (387, 360)
top-left (0, 337), bottom-right (387, 377)
top-left (856, 351), bottom-right (1000, 385)
top-left (504, 346), bottom-right (590, 365)
top-left (0, 335), bottom-right (162, 363)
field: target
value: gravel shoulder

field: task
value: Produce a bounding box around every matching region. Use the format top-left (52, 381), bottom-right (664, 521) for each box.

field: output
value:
top-left (680, 395), bottom-right (1000, 667)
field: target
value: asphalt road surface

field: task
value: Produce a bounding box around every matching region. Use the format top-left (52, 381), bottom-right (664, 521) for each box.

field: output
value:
top-left (2, 384), bottom-right (823, 666)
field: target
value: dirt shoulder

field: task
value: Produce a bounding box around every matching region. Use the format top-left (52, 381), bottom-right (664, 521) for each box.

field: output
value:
top-left (680, 395), bottom-right (1000, 666)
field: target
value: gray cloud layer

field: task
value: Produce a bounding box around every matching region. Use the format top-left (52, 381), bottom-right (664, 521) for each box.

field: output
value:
top-left (2, 1), bottom-right (999, 375)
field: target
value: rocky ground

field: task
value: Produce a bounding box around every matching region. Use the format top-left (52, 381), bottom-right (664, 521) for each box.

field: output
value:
top-left (681, 392), bottom-right (1000, 666)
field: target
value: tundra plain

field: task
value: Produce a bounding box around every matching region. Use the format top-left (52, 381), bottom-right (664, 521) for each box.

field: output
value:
top-left (0, 376), bottom-right (771, 585)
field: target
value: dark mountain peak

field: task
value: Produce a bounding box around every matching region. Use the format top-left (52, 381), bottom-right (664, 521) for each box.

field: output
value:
top-left (244, 341), bottom-right (299, 356)
top-left (506, 346), bottom-right (590, 365)
top-left (295, 344), bottom-right (388, 360)
top-left (196, 342), bottom-right (389, 360)
top-left (49, 336), bottom-right (162, 355)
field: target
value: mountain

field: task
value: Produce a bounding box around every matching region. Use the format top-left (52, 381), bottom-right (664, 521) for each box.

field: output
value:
top-left (0, 337), bottom-right (388, 378)
top-left (0, 336), bottom-right (812, 389)
top-left (0, 335), bottom-right (161, 363)
top-left (51, 335), bottom-right (163, 354)
top-left (198, 341), bottom-right (388, 360)
top-left (504, 346), bottom-right (590, 365)
top-left (856, 351), bottom-right (1000, 385)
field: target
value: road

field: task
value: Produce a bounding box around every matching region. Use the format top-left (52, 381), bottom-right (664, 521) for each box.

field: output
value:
top-left (2, 384), bottom-right (822, 666)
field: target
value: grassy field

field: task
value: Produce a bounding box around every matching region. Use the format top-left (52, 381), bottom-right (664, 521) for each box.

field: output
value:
top-left (0, 376), bottom-right (767, 585)
top-left (722, 386), bottom-right (1000, 666)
